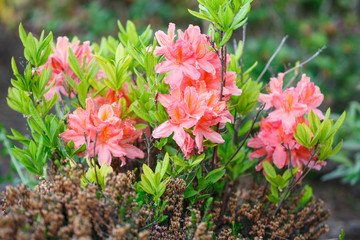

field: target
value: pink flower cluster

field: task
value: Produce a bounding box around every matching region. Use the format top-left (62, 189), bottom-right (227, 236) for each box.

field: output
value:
top-left (248, 73), bottom-right (325, 175)
top-left (154, 23), bottom-right (241, 98)
top-left (60, 90), bottom-right (144, 166)
top-left (152, 23), bottom-right (242, 158)
top-left (39, 37), bottom-right (104, 100)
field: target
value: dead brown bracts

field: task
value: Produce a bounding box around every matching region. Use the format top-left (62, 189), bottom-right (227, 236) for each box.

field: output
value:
top-left (0, 168), bottom-right (328, 240)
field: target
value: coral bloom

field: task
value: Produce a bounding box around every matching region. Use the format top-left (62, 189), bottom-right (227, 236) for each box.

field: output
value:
top-left (38, 37), bottom-right (104, 100)
top-left (154, 23), bottom-right (242, 99)
top-left (153, 86), bottom-right (231, 158)
top-left (60, 97), bottom-right (144, 167)
top-left (249, 73), bottom-right (326, 176)
top-left (155, 40), bottom-right (200, 89)
top-left (248, 118), bottom-right (323, 174)
top-left (153, 23), bottom-right (241, 158)
top-left (267, 89), bottom-right (308, 133)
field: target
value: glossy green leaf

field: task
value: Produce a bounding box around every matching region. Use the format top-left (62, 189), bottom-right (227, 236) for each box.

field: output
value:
top-left (160, 153), bottom-right (170, 180)
top-left (300, 185), bottom-right (312, 207)
top-left (205, 167), bottom-right (225, 184)
top-left (262, 161), bottom-right (276, 178)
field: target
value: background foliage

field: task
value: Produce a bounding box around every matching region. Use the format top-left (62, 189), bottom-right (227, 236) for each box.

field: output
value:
top-left (1, 0), bottom-right (358, 111)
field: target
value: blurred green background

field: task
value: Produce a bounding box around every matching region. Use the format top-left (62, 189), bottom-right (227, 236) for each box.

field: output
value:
top-left (1, 0), bottom-right (358, 111)
top-left (0, 0), bottom-right (359, 237)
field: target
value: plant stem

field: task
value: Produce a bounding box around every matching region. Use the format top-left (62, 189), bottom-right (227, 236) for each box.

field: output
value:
top-left (273, 147), bottom-right (319, 216)
top-left (84, 131), bottom-right (101, 191)
top-left (240, 23), bottom-right (247, 84)
top-left (256, 35), bottom-right (288, 82)
top-left (224, 104), bottom-right (265, 167)
top-left (283, 46), bottom-right (326, 75)
top-left (212, 30), bottom-right (227, 168)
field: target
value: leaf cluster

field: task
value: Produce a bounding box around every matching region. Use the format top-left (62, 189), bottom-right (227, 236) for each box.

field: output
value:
top-left (139, 153), bottom-right (170, 200)
top-left (189, 0), bottom-right (252, 46)
top-left (262, 161), bottom-right (299, 204)
top-left (294, 109), bottom-right (345, 161)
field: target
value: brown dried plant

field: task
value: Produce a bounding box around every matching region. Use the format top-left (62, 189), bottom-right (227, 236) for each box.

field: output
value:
top-left (0, 168), bottom-right (329, 240)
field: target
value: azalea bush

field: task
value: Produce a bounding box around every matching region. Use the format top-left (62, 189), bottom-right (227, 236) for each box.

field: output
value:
top-left (1, 0), bottom-right (346, 239)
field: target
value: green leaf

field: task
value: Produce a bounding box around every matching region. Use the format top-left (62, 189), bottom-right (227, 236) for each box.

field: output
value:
top-left (65, 75), bottom-right (78, 92)
top-left (232, 2), bottom-right (250, 28)
top-left (37, 32), bottom-right (53, 58)
top-left (223, 5), bottom-right (233, 28)
top-left (319, 119), bottom-right (332, 143)
top-left (270, 185), bottom-right (278, 198)
top-left (328, 139), bottom-right (343, 158)
top-left (308, 110), bottom-right (318, 134)
top-left (294, 123), bottom-right (311, 148)
top-left (205, 167), bottom-right (225, 184)
top-left (34, 135), bottom-right (45, 171)
top-left (139, 181), bottom-right (155, 195)
top-left (157, 180), bottom-right (168, 198)
top-left (190, 153), bottom-right (205, 167)
top-left (11, 147), bottom-right (40, 175)
top-left (68, 49), bottom-right (85, 81)
top-left (140, 174), bottom-right (154, 193)
top-left (184, 187), bottom-right (199, 198)
top-left (300, 185), bottom-right (312, 207)
top-left (220, 29), bottom-right (233, 47)
top-left (274, 175), bottom-right (286, 189)
top-left (262, 161), bottom-right (276, 178)
top-left (202, 1), bottom-right (221, 24)
top-left (339, 229), bottom-right (345, 240)
top-left (77, 80), bottom-right (89, 108)
top-left (154, 172), bottom-right (161, 187)
top-left (328, 111), bottom-right (346, 139)
top-left (143, 164), bottom-right (155, 185)
top-left (160, 153), bottom-right (170, 180)
top-left (231, 17), bottom-right (248, 30)
top-left (19, 23), bottom-right (27, 46)
top-left (267, 194), bottom-right (280, 204)
top-left (28, 104), bottom-right (48, 136)
top-left (195, 194), bottom-right (211, 202)
top-left (188, 9), bottom-right (212, 22)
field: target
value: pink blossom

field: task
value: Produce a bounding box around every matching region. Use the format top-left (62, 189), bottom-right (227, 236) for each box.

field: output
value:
top-left (267, 89), bottom-right (308, 133)
top-left (152, 101), bottom-right (196, 148)
top-left (154, 23), bottom-right (176, 56)
top-left (60, 97), bottom-right (144, 167)
top-left (248, 118), bottom-right (320, 173)
top-left (152, 23), bottom-right (243, 158)
top-left (249, 71), bottom-right (326, 175)
top-left (193, 110), bottom-right (224, 153)
top-left (153, 86), bottom-right (231, 158)
top-left (155, 40), bottom-right (200, 89)
top-left (154, 23), bottom-right (242, 99)
top-left (296, 74), bottom-right (324, 119)
top-left (258, 73), bottom-right (284, 110)
top-left (39, 37), bottom-right (104, 100)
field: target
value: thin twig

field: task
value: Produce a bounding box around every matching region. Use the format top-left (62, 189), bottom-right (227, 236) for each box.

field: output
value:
top-left (273, 147), bottom-right (319, 216)
top-left (58, 138), bottom-right (77, 166)
top-left (283, 46), bottom-right (326, 75)
top-left (84, 131), bottom-right (101, 190)
top-left (58, 138), bottom-right (91, 183)
top-left (143, 123), bottom-right (154, 168)
top-left (256, 35), bottom-right (288, 82)
top-left (224, 104), bottom-right (265, 167)
top-left (219, 34), bottom-right (226, 101)
top-left (213, 30), bottom-right (226, 167)
top-left (240, 23), bottom-right (247, 84)
top-left (284, 68), bottom-right (301, 89)
top-left (185, 167), bottom-right (201, 189)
